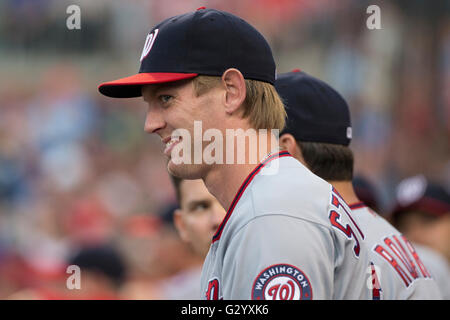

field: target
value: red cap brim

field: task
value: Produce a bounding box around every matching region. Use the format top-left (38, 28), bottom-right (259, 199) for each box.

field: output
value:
top-left (98, 72), bottom-right (198, 98)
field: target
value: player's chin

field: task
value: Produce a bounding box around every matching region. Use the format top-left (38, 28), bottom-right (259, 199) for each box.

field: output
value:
top-left (167, 160), bottom-right (204, 180)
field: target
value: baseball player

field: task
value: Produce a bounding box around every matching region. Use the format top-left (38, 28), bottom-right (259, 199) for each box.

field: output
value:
top-left (390, 175), bottom-right (450, 298)
top-left (127, 177), bottom-right (223, 300)
top-left (171, 176), bottom-right (226, 258)
top-left (98, 8), bottom-right (376, 300)
top-left (276, 70), bottom-right (442, 299)
top-left (159, 176), bottom-right (226, 299)
top-left (352, 175), bottom-right (381, 213)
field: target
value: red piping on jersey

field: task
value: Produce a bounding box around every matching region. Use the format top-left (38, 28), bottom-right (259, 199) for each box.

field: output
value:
top-left (349, 201), bottom-right (366, 210)
top-left (370, 262), bottom-right (382, 300)
top-left (332, 188), bottom-right (365, 239)
top-left (212, 151), bottom-right (292, 243)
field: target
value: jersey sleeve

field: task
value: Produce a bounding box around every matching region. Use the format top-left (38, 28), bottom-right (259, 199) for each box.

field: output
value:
top-left (221, 214), bottom-right (334, 300)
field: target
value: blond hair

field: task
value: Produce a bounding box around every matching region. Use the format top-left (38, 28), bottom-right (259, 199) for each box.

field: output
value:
top-left (192, 75), bottom-right (286, 131)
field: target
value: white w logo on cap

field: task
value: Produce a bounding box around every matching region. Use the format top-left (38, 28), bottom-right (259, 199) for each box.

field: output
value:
top-left (140, 29), bottom-right (159, 62)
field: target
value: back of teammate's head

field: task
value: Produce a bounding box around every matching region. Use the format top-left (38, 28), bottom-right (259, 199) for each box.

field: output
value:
top-left (276, 70), bottom-right (353, 181)
top-left (390, 175), bottom-right (450, 229)
top-left (390, 175), bottom-right (450, 260)
top-left (353, 175), bottom-right (381, 212)
top-left (68, 244), bottom-right (126, 289)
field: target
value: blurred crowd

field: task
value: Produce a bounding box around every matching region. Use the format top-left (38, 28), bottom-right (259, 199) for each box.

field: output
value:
top-left (0, 0), bottom-right (449, 299)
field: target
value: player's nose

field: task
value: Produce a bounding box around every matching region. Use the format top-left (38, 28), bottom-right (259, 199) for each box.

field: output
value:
top-left (144, 106), bottom-right (166, 134)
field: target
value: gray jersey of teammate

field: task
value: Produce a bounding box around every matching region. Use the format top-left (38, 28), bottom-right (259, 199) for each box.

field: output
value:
top-left (201, 152), bottom-right (374, 300)
top-left (412, 243), bottom-right (450, 299)
top-left (348, 202), bottom-right (442, 299)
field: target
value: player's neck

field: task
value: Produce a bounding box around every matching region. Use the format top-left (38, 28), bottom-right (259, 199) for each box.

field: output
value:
top-left (203, 163), bottom-right (252, 211)
top-left (328, 180), bottom-right (360, 206)
top-left (203, 132), bottom-right (279, 211)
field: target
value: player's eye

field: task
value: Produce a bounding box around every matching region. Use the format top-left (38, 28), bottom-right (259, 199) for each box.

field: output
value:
top-left (189, 201), bottom-right (210, 212)
top-left (159, 94), bottom-right (173, 104)
top-left (195, 203), bottom-right (209, 210)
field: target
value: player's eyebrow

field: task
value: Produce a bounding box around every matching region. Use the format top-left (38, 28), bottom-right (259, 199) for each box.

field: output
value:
top-left (142, 84), bottom-right (163, 100)
top-left (142, 83), bottom-right (166, 99)
top-left (142, 84), bottom-right (172, 102)
top-left (187, 199), bottom-right (210, 211)
top-left (157, 79), bottom-right (193, 94)
top-left (143, 78), bottom-right (193, 102)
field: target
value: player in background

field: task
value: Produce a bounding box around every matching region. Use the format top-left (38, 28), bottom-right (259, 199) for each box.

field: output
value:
top-left (171, 177), bottom-right (226, 258)
top-left (276, 70), bottom-right (442, 299)
top-left (352, 175), bottom-right (381, 213)
top-left (158, 177), bottom-right (226, 299)
top-left (355, 174), bottom-right (450, 299)
top-left (98, 8), bottom-right (375, 300)
top-left (389, 175), bottom-right (450, 298)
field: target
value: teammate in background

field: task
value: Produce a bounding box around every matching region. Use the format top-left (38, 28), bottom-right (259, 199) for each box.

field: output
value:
top-left (158, 177), bottom-right (226, 299)
top-left (98, 8), bottom-right (376, 299)
top-left (66, 244), bottom-right (126, 299)
top-left (353, 175), bottom-right (381, 213)
top-left (390, 175), bottom-right (450, 298)
top-left (276, 70), bottom-right (441, 299)
top-left (171, 177), bottom-right (226, 258)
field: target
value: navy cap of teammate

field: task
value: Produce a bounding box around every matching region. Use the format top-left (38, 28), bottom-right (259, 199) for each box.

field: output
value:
top-left (353, 175), bottom-right (380, 212)
top-left (391, 175), bottom-right (450, 224)
top-left (98, 7), bottom-right (276, 98)
top-left (276, 69), bottom-right (352, 146)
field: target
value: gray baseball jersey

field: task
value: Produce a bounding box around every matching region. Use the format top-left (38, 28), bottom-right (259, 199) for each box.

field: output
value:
top-left (414, 244), bottom-right (450, 299)
top-left (348, 203), bottom-right (442, 299)
top-left (201, 151), bottom-right (372, 300)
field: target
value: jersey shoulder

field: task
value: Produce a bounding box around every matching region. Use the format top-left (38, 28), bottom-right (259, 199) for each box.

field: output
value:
top-left (352, 206), bottom-right (443, 299)
top-left (248, 156), bottom-right (333, 227)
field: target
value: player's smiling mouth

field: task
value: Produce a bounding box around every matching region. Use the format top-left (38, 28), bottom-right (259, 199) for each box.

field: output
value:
top-left (164, 136), bottom-right (182, 156)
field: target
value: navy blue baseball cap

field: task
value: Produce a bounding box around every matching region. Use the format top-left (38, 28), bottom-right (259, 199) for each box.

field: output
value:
top-left (352, 175), bottom-right (380, 212)
top-left (99, 7), bottom-right (276, 98)
top-left (391, 175), bottom-right (450, 223)
top-left (276, 70), bottom-right (352, 146)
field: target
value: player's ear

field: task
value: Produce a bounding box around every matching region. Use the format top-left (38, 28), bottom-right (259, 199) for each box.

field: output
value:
top-left (173, 209), bottom-right (189, 242)
top-left (221, 68), bottom-right (246, 115)
top-left (280, 133), bottom-right (305, 163)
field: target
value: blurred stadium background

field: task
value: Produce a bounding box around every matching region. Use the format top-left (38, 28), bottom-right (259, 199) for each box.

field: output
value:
top-left (0, 0), bottom-right (448, 299)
